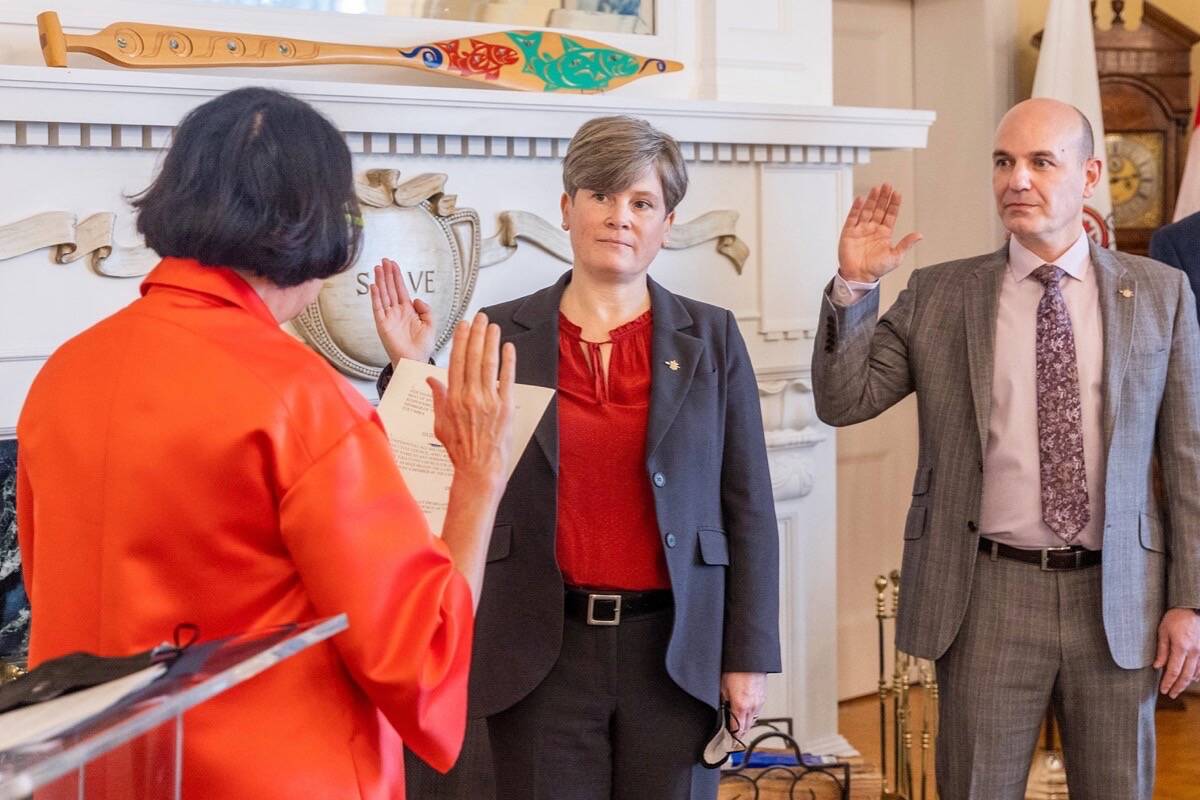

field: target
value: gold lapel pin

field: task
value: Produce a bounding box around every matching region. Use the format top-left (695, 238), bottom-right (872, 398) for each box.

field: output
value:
top-left (665, 359), bottom-right (680, 371)
top-left (1119, 288), bottom-right (1133, 299)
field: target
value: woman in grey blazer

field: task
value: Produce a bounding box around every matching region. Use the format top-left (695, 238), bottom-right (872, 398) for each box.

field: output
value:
top-left (374, 115), bottom-right (780, 800)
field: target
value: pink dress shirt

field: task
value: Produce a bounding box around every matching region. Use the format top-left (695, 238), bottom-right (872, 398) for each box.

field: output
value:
top-left (832, 232), bottom-right (1105, 550)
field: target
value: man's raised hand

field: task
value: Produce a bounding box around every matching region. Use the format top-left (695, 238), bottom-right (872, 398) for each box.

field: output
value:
top-left (838, 183), bottom-right (922, 283)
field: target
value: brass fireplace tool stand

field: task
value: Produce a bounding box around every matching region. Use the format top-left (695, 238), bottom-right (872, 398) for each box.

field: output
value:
top-left (874, 569), bottom-right (1068, 800)
top-left (874, 570), bottom-right (937, 800)
top-left (1025, 709), bottom-right (1069, 799)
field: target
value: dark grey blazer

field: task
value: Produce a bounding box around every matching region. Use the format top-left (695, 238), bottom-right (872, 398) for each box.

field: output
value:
top-left (1150, 210), bottom-right (1200, 317)
top-left (383, 271), bottom-right (781, 718)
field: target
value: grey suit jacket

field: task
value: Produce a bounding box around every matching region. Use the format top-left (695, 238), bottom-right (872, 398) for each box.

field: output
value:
top-left (384, 272), bottom-right (781, 717)
top-left (812, 242), bottom-right (1200, 669)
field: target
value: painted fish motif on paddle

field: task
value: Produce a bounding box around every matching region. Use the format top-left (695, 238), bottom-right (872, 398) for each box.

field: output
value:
top-left (436, 38), bottom-right (520, 80)
top-left (507, 31), bottom-right (640, 91)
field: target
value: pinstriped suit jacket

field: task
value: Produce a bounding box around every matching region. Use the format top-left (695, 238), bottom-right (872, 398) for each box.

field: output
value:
top-left (812, 241), bottom-right (1200, 669)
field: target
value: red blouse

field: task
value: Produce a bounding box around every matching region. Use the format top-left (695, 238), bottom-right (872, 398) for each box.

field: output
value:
top-left (556, 310), bottom-right (671, 590)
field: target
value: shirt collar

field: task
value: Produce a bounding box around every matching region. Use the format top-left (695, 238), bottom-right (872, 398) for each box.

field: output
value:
top-left (140, 257), bottom-right (278, 326)
top-left (1008, 232), bottom-right (1091, 284)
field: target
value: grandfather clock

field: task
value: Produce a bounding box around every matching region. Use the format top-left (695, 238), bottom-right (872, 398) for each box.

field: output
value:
top-left (1095, 1), bottom-right (1198, 254)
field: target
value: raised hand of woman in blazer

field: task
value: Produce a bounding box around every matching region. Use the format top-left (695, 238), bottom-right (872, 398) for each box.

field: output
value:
top-left (371, 257), bottom-right (436, 365)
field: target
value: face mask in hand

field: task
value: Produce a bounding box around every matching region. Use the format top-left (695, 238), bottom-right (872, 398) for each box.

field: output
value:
top-left (700, 699), bottom-right (747, 768)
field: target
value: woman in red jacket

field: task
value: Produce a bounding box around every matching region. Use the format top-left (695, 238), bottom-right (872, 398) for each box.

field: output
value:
top-left (374, 115), bottom-right (780, 800)
top-left (17, 87), bottom-right (514, 799)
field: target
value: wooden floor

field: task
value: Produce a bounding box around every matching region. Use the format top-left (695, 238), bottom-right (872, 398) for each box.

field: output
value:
top-left (838, 689), bottom-right (1200, 799)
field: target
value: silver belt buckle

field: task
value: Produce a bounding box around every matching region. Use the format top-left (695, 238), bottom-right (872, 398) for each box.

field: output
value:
top-left (1040, 546), bottom-right (1082, 571)
top-left (586, 594), bottom-right (622, 626)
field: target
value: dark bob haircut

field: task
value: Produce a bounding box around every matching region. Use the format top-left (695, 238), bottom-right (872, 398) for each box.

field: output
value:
top-left (132, 87), bottom-right (361, 287)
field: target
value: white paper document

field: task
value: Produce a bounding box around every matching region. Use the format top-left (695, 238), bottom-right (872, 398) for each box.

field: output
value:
top-left (0, 663), bottom-right (166, 753)
top-left (377, 359), bottom-right (554, 535)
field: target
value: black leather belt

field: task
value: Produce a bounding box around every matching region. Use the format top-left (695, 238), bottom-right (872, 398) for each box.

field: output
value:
top-left (979, 537), bottom-right (1101, 571)
top-left (564, 587), bottom-right (672, 626)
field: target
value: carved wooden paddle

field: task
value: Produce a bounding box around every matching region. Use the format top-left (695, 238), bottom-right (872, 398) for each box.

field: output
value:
top-left (36, 11), bottom-right (682, 93)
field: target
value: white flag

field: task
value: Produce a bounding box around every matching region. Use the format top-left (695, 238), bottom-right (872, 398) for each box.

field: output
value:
top-left (1173, 100), bottom-right (1200, 222)
top-left (1032, 0), bottom-right (1116, 249)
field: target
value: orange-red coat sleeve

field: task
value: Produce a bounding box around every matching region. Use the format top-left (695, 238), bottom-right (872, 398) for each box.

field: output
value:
top-left (278, 419), bottom-right (474, 773)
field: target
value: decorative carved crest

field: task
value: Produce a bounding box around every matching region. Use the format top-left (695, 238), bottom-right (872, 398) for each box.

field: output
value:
top-left (293, 170), bottom-right (481, 380)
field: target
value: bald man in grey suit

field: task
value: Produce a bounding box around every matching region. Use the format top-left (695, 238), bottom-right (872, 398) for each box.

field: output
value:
top-left (813, 98), bottom-right (1200, 798)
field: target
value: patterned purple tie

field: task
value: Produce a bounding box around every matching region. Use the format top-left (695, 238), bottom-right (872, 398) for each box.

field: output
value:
top-left (1032, 264), bottom-right (1089, 542)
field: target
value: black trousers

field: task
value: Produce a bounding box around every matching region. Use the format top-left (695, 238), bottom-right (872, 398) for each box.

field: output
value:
top-left (487, 606), bottom-right (719, 800)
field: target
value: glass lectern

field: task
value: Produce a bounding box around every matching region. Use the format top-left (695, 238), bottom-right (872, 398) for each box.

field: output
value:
top-left (0, 614), bottom-right (348, 800)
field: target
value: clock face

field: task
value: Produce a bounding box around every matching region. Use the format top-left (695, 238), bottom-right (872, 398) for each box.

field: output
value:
top-left (1105, 131), bottom-right (1164, 229)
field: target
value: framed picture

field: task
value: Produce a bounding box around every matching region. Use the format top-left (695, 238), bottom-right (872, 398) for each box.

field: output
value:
top-left (562, 0), bottom-right (654, 34)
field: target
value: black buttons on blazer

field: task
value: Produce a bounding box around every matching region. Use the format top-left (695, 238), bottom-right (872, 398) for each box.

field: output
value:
top-left (652, 472), bottom-right (666, 488)
top-left (665, 532), bottom-right (677, 548)
top-left (967, 520), bottom-right (978, 532)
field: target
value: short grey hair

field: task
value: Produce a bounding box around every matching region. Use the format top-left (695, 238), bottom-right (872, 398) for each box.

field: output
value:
top-left (562, 115), bottom-right (688, 213)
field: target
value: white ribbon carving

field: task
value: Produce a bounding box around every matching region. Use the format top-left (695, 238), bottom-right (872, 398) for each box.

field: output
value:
top-left (480, 208), bottom-right (750, 273)
top-left (0, 211), bottom-right (157, 278)
top-left (0, 173), bottom-right (751, 280)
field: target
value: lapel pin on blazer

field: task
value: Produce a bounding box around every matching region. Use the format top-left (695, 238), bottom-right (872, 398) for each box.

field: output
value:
top-left (1119, 288), bottom-right (1134, 298)
top-left (665, 359), bottom-right (680, 371)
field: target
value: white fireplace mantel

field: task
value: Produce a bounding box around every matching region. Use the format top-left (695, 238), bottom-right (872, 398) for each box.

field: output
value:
top-left (0, 65), bottom-right (932, 153)
top-left (0, 65), bottom-right (934, 758)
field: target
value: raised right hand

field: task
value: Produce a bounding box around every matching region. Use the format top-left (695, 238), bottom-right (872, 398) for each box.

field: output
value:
top-left (427, 312), bottom-right (516, 499)
top-left (838, 182), bottom-right (922, 283)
